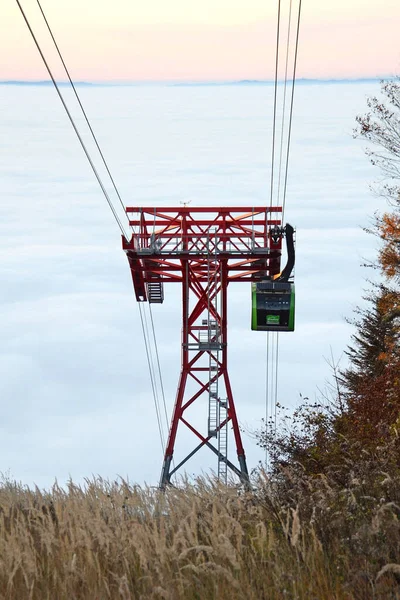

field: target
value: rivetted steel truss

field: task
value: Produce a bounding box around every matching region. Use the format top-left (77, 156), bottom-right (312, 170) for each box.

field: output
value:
top-left (122, 207), bottom-right (283, 487)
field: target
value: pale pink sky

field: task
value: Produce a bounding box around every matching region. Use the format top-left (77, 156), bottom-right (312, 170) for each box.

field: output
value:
top-left (2, 0), bottom-right (400, 81)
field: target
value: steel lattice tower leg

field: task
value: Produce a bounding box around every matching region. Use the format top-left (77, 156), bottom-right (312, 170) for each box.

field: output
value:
top-left (160, 260), bottom-right (249, 488)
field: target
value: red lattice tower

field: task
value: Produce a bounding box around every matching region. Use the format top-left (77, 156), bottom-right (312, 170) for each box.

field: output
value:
top-left (122, 207), bottom-right (283, 487)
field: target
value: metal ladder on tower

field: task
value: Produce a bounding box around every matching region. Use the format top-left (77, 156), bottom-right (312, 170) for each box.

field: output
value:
top-left (205, 230), bottom-right (229, 482)
top-left (147, 280), bottom-right (164, 303)
top-left (218, 398), bottom-right (228, 483)
top-left (207, 229), bottom-right (220, 440)
top-left (208, 351), bottom-right (219, 437)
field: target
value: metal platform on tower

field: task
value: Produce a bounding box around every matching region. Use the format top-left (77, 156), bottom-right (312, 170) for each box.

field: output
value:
top-left (122, 206), bottom-right (285, 487)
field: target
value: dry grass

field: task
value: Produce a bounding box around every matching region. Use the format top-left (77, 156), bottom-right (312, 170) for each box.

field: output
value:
top-left (0, 471), bottom-right (399, 600)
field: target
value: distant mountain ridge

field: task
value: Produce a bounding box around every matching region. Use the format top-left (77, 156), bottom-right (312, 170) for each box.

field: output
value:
top-left (0, 77), bottom-right (387, 87)
top-left (0, 80), bottom-right (94, 86)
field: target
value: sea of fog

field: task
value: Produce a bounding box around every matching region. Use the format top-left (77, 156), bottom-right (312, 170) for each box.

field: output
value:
top-left (0, 81), bottom-right (383, 488)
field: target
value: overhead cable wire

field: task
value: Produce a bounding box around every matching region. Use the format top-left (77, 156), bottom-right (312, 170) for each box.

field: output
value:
top-left (17, 0), bottom-right (171, 463)
top-left (142, 304), bottom-right (166, 448)
top-left (149, 304), bottom-right (169, 433)
top-left (269, 332), bottom-right (275, 432)
top-left (149, 304), bottom-right (176, 474)
top-left (277, 0), bottom-right (293, 206)
top-left (269, 0), bottom-right (282, 207)
top-left (35, 0), bottom-right (129, 224)
top-left (266, 0), bottom-right (302, 461)
top-left (265, 332), bottom-right (270, 467)
top-left (138, 303), bottom-right (165, 453)
top-left (273, 2), bottom-right (295, 419)
top-left (15, 0), bottom-right (128, 238)
top-left (266, 0), bottom-right (281, 466)
top-left (274, 333), bottom-right (279, 435)
top-left (282, 0), bottom-right (302, 222)
top-left (37, 0), bottom-right (167, 456)
top-left (274, 1), bottom-right (302, 419)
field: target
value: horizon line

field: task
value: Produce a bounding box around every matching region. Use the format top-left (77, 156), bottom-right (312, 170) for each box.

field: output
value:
top-left (0, 76), bottom-right (391, 87)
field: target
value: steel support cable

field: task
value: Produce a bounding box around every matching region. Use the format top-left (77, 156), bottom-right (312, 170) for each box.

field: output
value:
top-left (24, 0), bottom-right (168, 463)
top-left (274, 333), bottom-right (279, 435)
top-left (142, 304), bottom-right (166, 448)
top-left (265, 333), bottom-right (270, 466)
top-left (149, 305), bottom-right (169, 433)
top-left (276, 0), bottom-right (293, 206)
top-left (138, 303), bottom-right (165, 453)
top-left (269, 0), bottom-right (282, 208)
top-left (15, 0), bottom-right (128, 239)
top-left (35, 0), bottom-right (130, 225)
top-left (265, 0), bottom-right (281, 466)
top-left (148, 304), bottom-right (176, 474)
top-left (269, 332), bottom-right (275, 431)
top-left (282, 0), bottom-right (302, 223)
top-left (267, 0), bottom-right (302, 454)
top-left (39, 0), bottom-right (166, 455)
top-left (273, 3), bottom-right (295, 433)
top-left (266, 332), bottom-right (276, 465)
top-left (17, 0), bottom-right (166, 464)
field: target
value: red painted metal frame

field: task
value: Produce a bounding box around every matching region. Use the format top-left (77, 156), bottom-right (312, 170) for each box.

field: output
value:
top-left (122, 207), bottom-right (283, 486)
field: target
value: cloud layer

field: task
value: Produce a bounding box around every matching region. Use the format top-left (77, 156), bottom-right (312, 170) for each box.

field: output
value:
top-left (0, 81), bottom-right (380, 487)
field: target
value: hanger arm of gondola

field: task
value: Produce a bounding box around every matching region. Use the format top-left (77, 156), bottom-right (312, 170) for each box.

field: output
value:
top-left (273, 223), bottom-right (295, 282)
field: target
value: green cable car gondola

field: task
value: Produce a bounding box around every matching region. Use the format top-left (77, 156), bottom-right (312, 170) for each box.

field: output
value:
top-left (251, 223), bottom-right (295, 332)
top-left (251, 280), bottom-right (295, 331)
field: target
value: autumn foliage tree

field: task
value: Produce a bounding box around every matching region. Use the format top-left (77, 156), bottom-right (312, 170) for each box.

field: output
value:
top-left (355, 78), bottom-right (400, 289)
top-left (341, 291), bottom-right (399, 448)
top-left (334, 79), bottom-right (400, 454)
top-left (258, 80), bottom-right (400, 477)
top-left (342, 77), bottom-right (400, 448)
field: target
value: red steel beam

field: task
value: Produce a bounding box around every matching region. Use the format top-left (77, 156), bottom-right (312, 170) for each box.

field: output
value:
top-left (123, 207), bottom-right (283, 486)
